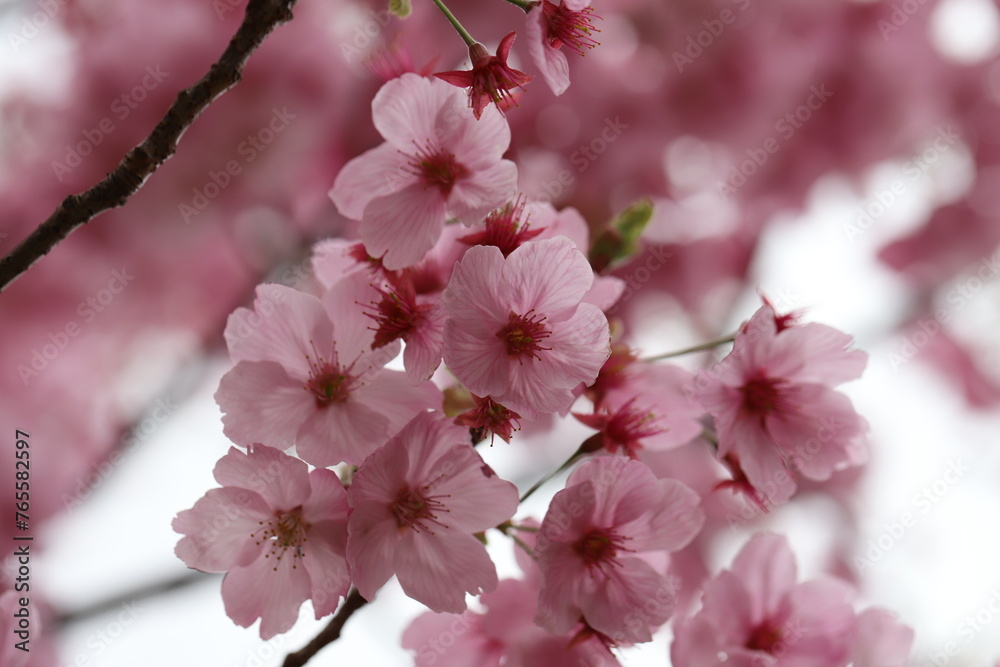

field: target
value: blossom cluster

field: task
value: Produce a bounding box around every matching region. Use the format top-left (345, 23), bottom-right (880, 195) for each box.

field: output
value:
top-left (173, 68), bottom-right (912, 665)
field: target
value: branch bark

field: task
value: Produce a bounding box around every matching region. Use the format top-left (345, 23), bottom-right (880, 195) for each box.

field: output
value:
top-left (282, 589), bottom-right (369, 667)
top-left (0, 0), bottom-right (300, 293)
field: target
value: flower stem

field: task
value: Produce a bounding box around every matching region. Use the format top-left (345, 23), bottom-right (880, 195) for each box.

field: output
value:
top-left (430, 0), bottom-right (476, 47)
top-left (519, 450), bottom-right (585, 503)
top-left (643, 333), bottom-right (737, 362)
top-left (511, 534), bottom-right (537, 559)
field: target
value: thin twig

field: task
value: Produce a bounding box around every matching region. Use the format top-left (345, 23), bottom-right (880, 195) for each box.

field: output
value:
top-left (282, 589), bottom-right (369, 667)
top-left (642, 333), bottom-right (736, 362)
top-left (0, 0), bottom-right (301, 293)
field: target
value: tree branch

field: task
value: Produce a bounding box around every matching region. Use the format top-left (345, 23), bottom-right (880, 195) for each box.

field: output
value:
top-left (282, 589), bottom-right (369, 667)
top-left (0, 0), bottom-right (300, 293)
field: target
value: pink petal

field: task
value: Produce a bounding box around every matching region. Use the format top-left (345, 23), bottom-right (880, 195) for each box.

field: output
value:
top-left (216, 361), bottom-right (316, 449)
top-left (356, 369), bottom-right (443, 433)
top-left (782, 579), bottom-right (856, 666)
top-left (397, 530), bottom-right (499, 613)
top-left (402, 301), bottom-right (446, 383)
top-left (435, 70), bottom-right (475, 88)
top-left (698, 570), bottom-right (757, 644)
top-left (581, 558), bottom-right (672, 643)
top-left (346, 500), bottom-right (401, 602)
top-left (329, 142), bottom-right (413, 220)
top-left (583, 275), bottom-right (626, 311)
top-left (213, 445), bottom-right (310, 510)
top-left (373, 73), bottom-right (453, 150)
top-left (671, 614), bottom-right (729, 667)
top-left (731, 533), bottom-right (798, 622)
top-left (534, 540), bottom-right (589, 634)
top-left (497, 31), bottom-right (518, 61)
top-left (525, 9), bottom-right (572, 96)
top-left (221, 550), bottom-right (312, 639)
top-left (502, 361), bottom-right (577, 415)
top-left (322, 272), bottom-right (398, 366)
top-left (295, 399), bottom-right (389, 467)
top-left (503, 237), bottom-right (594, 316)
top-left (403, 610), bottom-right (500, 667)
top-left (361, 185), bottom-right (447, 270)
top-left (448, 104), bottom-right (513, 169)
top-left (852, 607), bottom-right (914, 667)
top-left (728, 418), bottom-right (798, 504)
top-left (447, 159), bottom-right (519, 224)
top-left (302, 519), bottom-right (351, 618)
top-left (533, 302), bottom-right (610, 386)
top-left (173, 487), bottom-right (270, 572)
top-left (434, 446), bottom-right (520, 531)
top-left (771, 322), bottom-right (867, 386)
top-left (311, 238), bottom-right (367, 290)
top-left (620, 478), bottom-right (705, 553)
top-left (443, 332), bottom-right (510, 400)
top-left (302, 467), bottom-right (350, 524)
top-left (224, 284), bottom-right (333, 380)
top-left (441, 244), bottom-right (507, 325)
top-left (348, 424), bottom-right (410, 507)
top-left (766, 385), bottom-right (866, 481)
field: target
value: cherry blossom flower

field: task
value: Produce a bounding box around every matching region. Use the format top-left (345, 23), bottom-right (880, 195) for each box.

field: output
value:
top-left (360, 272), bottom-right (448, 384)
top-left (671, 533), bottom-right (858, 667)
top-left (851, 607), bottom-right (914, 667)
top-left (695, 302), bottom-right (869, 504)
top-left (460, 198), bottom-right (625, 310)
top-left (458, 196), bottom-right (543, 257)
top-left (534, 456), bottom-right (704, 643)
top-left (173, 445), bottom-right (351, 639)
top-left (436, 32), bottom-right (534, 120)
top-left (346, 411), bottom-right (519, 612)
top-left (575, 363), bottom-right (704, 458)
top-left (455, 394), bottom-right (523, 444)
top-left (525, 0), bottom-right (601, 95)
top-left (441, 236), bottom-right (611, 416)
top-left (215, 275), bottom-right (441, 466)
top-left (402, 578), bottom-right (620, 667)
top-left (329, 73), bottom-right (517, 269)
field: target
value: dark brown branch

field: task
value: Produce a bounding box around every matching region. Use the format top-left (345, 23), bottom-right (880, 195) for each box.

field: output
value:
top-left (282, 589), bottom-right (369, 667)
top-left (0, 0), bottom-right (300, 293)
